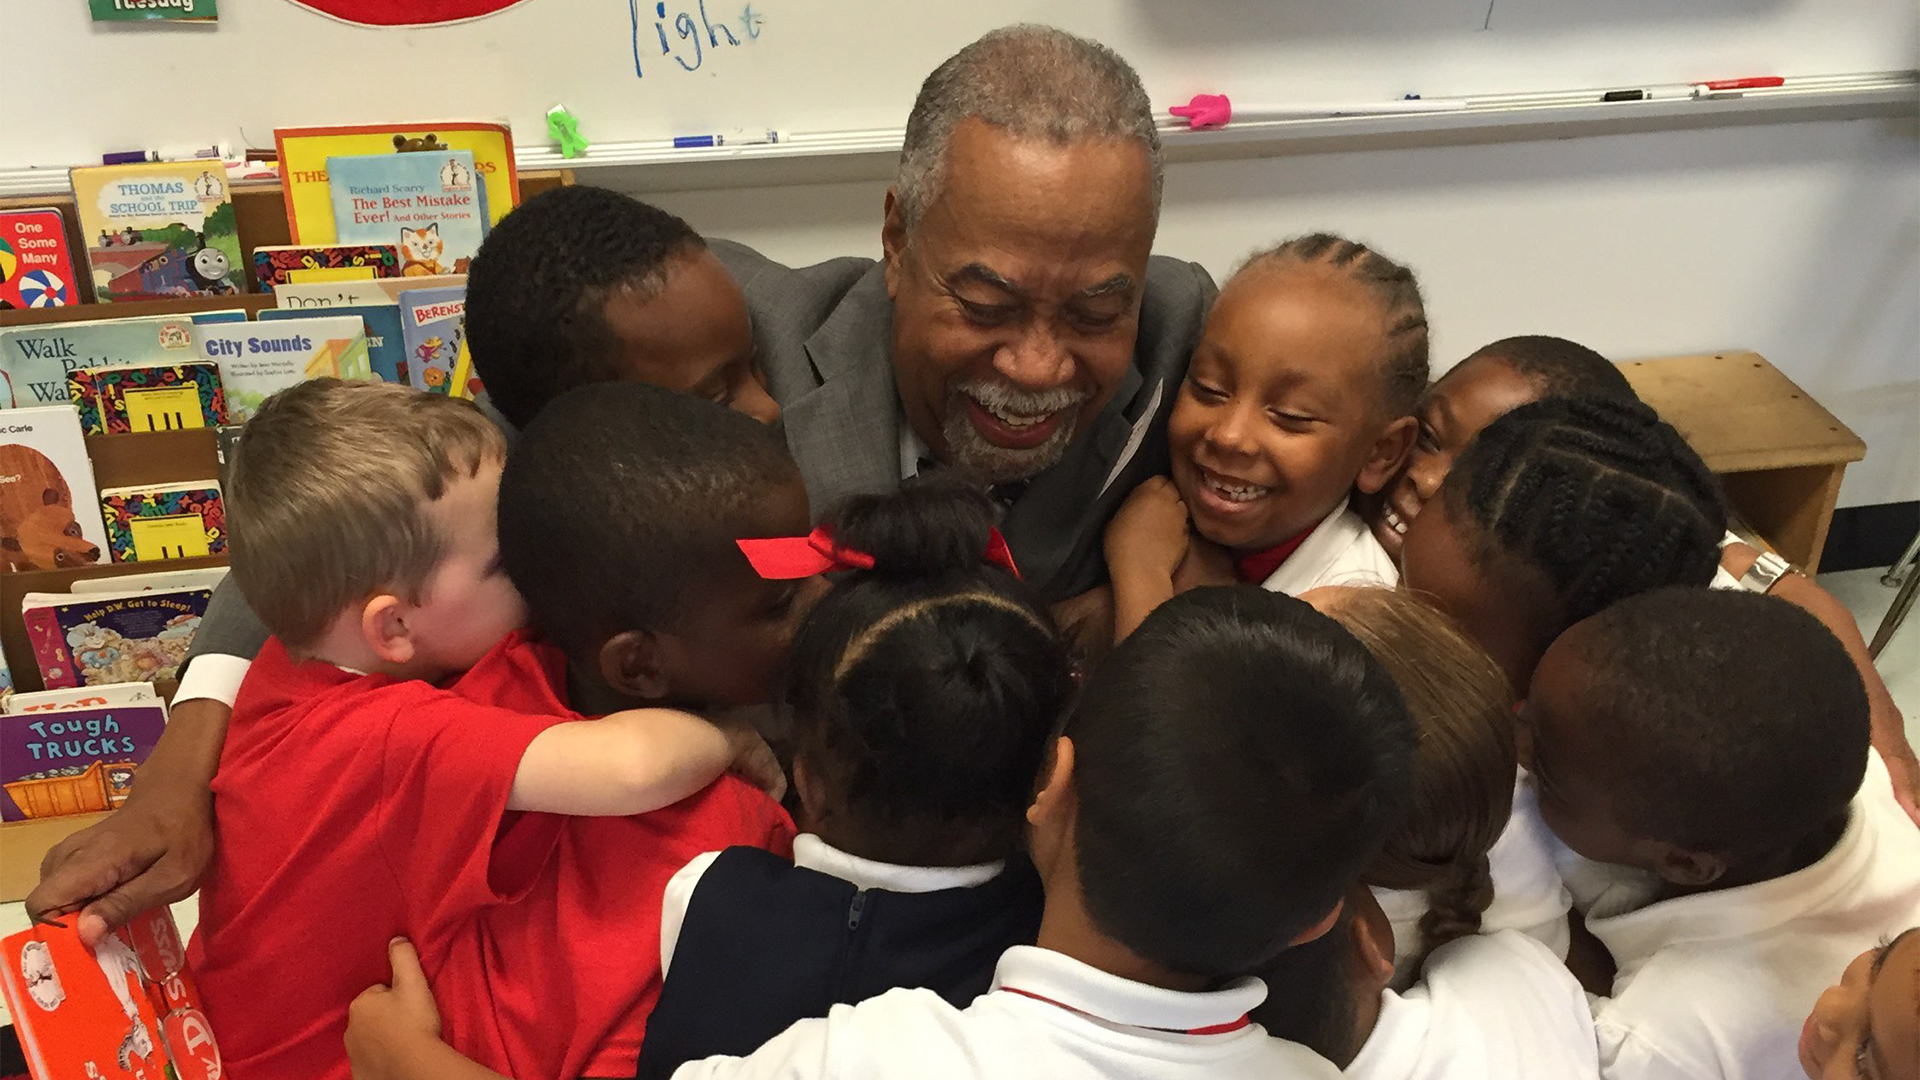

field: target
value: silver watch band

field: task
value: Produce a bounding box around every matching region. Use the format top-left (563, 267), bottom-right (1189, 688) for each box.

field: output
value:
top-left (1739, 550), bottom-right (1794, 593)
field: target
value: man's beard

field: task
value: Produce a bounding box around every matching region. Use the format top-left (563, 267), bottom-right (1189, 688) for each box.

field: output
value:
top-left (939, 379), bottom-right (1089, 484)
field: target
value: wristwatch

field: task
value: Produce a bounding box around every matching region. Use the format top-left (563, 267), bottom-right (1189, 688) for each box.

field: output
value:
top-left (1739, 549), bottom-right (1795, 593)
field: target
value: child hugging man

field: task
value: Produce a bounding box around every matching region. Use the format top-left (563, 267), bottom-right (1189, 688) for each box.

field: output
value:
top-left (190, 380), bottom-right (777, 1080)
top-left (1526, 588), bottom-right (1920, 1080)
top-left (1103, 234), bottom-right (1426, 641)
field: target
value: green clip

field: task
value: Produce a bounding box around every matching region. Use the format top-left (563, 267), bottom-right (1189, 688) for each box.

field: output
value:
top-left (547, 106), bottom-right (589, 159)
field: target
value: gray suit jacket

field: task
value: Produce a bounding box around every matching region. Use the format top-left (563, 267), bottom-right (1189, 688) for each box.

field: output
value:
top-left (185, 240), bottom-right (1214, 665)
top-left (713, 239), bottom-right (1216, 600)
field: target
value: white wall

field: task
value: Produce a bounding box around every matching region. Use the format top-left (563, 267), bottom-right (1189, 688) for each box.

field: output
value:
top-left (644, 115), bottom-right (1920, 508)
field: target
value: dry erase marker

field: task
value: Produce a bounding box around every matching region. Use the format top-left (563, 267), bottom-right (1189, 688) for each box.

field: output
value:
top-left (1692, 76), bottom-right (1785, 99)
top-left (673, 130), bottom-right (787, 148)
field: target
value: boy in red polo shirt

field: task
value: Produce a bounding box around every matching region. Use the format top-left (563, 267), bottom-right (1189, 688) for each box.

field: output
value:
top-left (189, 380), bottom-right (780, 1080)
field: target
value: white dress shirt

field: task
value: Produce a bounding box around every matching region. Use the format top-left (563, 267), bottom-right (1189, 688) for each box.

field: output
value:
top-left (1347, 930), bottom-right (1600, 1080)
top-left (1261, 499), bottom-right (1399, 596)
top-left (670, 944), bottom-right (1341, 1080)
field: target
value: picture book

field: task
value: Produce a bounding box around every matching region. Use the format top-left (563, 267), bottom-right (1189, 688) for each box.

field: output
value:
top-left (250, 243), bottom-right (399, 290)
top-left (276, 121), bottom-right (517, 243)
top-left (0, 908), bottom-right (223, 1080)
top-left (69, 565), bottom-right (228, 596)
top-left (399, 285), bottom-right (480, 397)
top-left (0, 315), bottom-right (195, 409)
top-left (1, 701), bottom-right (167, 820)
top-left (192, 316), bottom-right (370, 421)
top-left (328, 150), bottom-right (487, 276)
top-left (272, 272), bottom-right (463, 309)
top-left (67, 363), bottom-right (225, 435)
top-left (22, 583), bottom-right (212, 689)
top-left (259, 300), bottom-right (407, 383)
top-left (100, 481), bottom-right (224, 563)
top-left (4, 681), bottom-right (161, 715)
top-left (68, 161), bottom-right (241, 303)
top-left (0, 208), bottom-right (83, 308)
top-left (0, 406), bottom-right (108, 572)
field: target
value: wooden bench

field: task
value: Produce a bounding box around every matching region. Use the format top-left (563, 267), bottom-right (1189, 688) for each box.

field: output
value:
top-left (1622, 351), bottom-right (1865, 573)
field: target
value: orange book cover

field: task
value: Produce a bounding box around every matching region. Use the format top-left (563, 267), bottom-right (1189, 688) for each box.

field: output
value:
top-left (0, 909), bottom-right (222, 1080)
top-left (274, 121), bottom-right (519, 244)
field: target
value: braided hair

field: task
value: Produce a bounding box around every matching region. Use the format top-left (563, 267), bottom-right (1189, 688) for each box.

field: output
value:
top-left (784, 478), bottom-right (1075, 866)
top-left (1443, 396), bottom-right (1726, 632)
top-left (1463, 335), bottom-right (1637, 403)
top-left (1247, 233), bottom-right (1430, 415)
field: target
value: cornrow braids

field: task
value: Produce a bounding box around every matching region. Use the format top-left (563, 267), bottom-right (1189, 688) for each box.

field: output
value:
top-left (1443, 396), bottom-right (1726, 631)
top-left (1248, 232), bottom-right (1430, 415)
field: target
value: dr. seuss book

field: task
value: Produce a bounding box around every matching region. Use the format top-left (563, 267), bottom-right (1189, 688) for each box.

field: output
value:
top-left (67, 362), bottom-right (225, 435)
top-left (260, 300), bottom-right (408, 383)
top-left (399, 284), bottom-right (480, 397)
top-left (69, 161), bottom-right (241, 302)
top-left (277, 121), bottom-right (517, 243)
top-left (0, 208), bottom-right (83, 309)
top-left (0, 406), bottom-right (108, 572)
top-left (271, 271), bottom-right (463, 310)
top-left (0, 908), bottom-right (223, 1080)
top-left (5, 681), bottom-right (161, 714)
top-left (250, 242), bottom-right (400, 290)
top-left (328, 150), bottom-right (487, 276)
top-left (100, 481), bottom-right (225, 563)
top-left (1, 701), bottom-right (167, 820)
top-left (193, 316), bottom-right (371, 421)
top-left (22, 582), bottom-right (212, 689)
top-left (0, 314), bottom-right (196, 409)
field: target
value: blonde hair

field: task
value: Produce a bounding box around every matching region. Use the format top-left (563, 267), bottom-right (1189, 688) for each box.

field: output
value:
top-left (1320, 586), bottom-right (1517, 969)
top-left (227, 379), bottom-right (506, 649)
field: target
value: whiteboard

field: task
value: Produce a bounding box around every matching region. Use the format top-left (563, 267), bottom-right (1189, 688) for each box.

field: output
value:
top-left (5, 0), bottom-right (1917, 171)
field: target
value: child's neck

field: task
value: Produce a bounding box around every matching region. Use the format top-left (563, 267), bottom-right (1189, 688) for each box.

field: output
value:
top-left (1034, 880), bottom-right (1210, 995)
top-left (1664, 809), bottom-right (1852, 899)
top-left (303, 621), bottom-right (414, 680)
top-left (564, 657), bottom-right (653, 716)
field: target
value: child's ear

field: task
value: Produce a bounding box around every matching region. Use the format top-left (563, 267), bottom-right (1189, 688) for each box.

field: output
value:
top-left (359, 595), bottom-right (415, 667)
top-left (1027, 736), bottom-right (1077, 830)
top-left (600, 630), bottom-right (674, 702)
top-left (1290, 898), bottom-right (1344, 947)
top-left (1350, 886), bottom-right (1398, 992)
top-left (1354, 415), bottom-right (1419, 496)
top-left (1652, 843), bottom-right (1727, 889)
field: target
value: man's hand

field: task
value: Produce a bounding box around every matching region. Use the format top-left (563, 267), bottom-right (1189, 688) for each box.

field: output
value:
top-left (347, 939), bottom-right (513, 1080)
top-left (26, 697), bottom-right (228, 948)
top-left (1104, 477), bottom-right (1192, 583)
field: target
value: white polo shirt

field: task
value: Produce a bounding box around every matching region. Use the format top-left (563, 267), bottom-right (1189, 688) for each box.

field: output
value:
top-left (1261, 499), bottom-right (1399, 596)
top-left (1375, 772), bottom-right (1572, 983)
top-left (1347, 930), bottom-right (1600, 1080)
top-left (1587, 754), bottom-right (1920, 1080)
top-left (669, 945), bottom-right (1341, 1080)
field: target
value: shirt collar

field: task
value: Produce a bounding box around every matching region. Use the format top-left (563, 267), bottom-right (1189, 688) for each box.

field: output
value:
top-left (792, 833), bottom-right (1004, 893)
top-left (899, 413), bottom-right (934, 481)
top-left (989, 944), bottom-right (1267, 1036)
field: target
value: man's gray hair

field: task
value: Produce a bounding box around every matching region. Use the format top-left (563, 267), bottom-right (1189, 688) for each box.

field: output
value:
top-left (895, 25), bottom-right (1164, 232)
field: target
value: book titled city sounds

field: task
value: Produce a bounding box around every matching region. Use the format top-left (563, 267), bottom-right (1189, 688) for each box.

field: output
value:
top-left (69, 161), bottom-right (241, 302)
top-left (193, 316), bottom-right (371, 421)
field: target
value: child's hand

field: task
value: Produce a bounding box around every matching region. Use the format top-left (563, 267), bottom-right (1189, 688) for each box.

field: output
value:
top-left (1105, 477), bottom-right (1193, 583)
top-left (346, 939), bottom-right (444, 1080)
top-left (1173, 533), bottom-right (1237, 592)
top-left (726, 727), bottom-right (789, 803)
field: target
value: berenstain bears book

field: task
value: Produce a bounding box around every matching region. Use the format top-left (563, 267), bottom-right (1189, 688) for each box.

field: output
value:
top-left (0, 908), bottom-right (223, 1080)
top-left (69, 161), bottom-right (241, 303)
top-left (400, 284), bottom-right (480, 397)
top-left (259, 301), bottom-right (407, 383)
top-left (0, 406), bottom-right (108, 572)
top-left (100, 481), bottom-right (225, 563)
top-left (327, 150), bottom-right (487, 276)
top-left (0, 314), bottom-right (196, 410)
top-left (0, 208), bottom-right (83, 309)
top-left (22, 582), bottom-right (212, 689)
top-left (1, 701), bottom-right (167, 820)
top-left (67, 362), bottom-right (225, 435)
top-left (193, 316), bottom-right (370, 421)
top-left (276, 121), bottom-right (517, 243)
top-left (250, 242), bottom-right (400, 290)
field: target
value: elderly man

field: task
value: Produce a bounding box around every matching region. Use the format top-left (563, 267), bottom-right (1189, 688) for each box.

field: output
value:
top-left (26, 25), bottom-right (1213, 945)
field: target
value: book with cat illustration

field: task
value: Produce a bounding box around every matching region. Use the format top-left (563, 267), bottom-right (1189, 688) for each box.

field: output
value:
top-left (191, 316), bottom-right (370, 422)
top-left (276, 121), bottom-right (518, 244)
top-left (326, 151), bottom-right (488, 277)
top-left (22, 582), bottom-right (213, 689)
top-left (66, 362), bottom-right (225, 435)
top-left (0, 405), bottom-right (108, 572)
top-left (250, 243), bottom-right (400, 290)
top-left (99, 481), bottom-right (225, 563)
top-left (399, 284), bottom-right (480, 398)
top-left (68, 161), bottom-right (241, 303)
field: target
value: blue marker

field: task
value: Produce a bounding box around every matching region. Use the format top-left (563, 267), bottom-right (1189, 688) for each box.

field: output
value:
top-left (673, 130), bottom-right (785, 148)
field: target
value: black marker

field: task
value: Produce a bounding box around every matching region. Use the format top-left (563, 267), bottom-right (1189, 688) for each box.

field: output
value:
top-left (1602, 89), bottom-right (1648, 102)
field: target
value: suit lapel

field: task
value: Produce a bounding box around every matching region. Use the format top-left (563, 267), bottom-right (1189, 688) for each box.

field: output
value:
top-left (1000, 362), bottom-right (1145, 593)
top-left (782, 265), bottom-right (902, 520)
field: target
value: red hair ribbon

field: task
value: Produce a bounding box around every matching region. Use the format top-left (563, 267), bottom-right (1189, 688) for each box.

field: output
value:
top-left (736, 525), bottom-right (1022, 580)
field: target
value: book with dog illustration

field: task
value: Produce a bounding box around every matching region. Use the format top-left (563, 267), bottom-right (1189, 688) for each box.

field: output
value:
top-left (99, 481), bottom-right (225, 563)
top-left (326, 151), bottom-right (488, 277)
top-left (0, 908), bottom-right (223, 1080)
top-left (69, 161), bottom-right (241, 303)
top-left (0, 405), bottom-right (108, 572)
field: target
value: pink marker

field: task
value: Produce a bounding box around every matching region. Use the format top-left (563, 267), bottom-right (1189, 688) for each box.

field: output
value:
top-left (1167, 92), bottom-right (1469, 130)
top-left (1696, 77), bottom-right (1786, 90)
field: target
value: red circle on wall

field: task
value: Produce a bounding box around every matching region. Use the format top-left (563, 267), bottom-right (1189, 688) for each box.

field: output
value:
top-left (286, 0), bottom-right (533, 27)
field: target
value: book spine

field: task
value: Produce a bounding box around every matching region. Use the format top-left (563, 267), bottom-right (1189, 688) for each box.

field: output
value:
top-left (23, 606), bottom-right (78, 690)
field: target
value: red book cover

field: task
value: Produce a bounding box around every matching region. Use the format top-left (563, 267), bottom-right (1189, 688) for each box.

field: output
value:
top-left (0, 209), bottom-right (82, 309)
top-left (0, 908), bottom-right (223, 1080)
